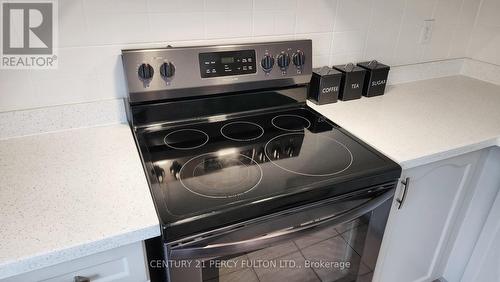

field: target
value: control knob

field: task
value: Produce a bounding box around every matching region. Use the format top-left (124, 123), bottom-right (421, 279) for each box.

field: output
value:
top-left (277, 52), bottom-right (290, 69)
top-left (160, 62), bottom-right (175, 78)
top-left (261, 54), bottom-right (275, 72)
top-left (292, 50), bottom-right (305, 67)
top-left (138, 63), bottom-right (154, 80)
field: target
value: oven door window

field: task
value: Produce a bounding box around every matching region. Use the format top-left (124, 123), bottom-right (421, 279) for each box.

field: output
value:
top-left (167, 188), bottom-right (393, 282)
top-left (200, 216), bottom-right (372, 282)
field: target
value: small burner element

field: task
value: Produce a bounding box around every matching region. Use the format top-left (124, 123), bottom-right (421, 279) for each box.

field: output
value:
top-left (220, 121), bottom-right (264, 141)
top-left (164, 129), bottom-right (209, 150)
top-left (265, 133), bottom-right (353, 176)
top-left (179, 153), bottom-right (262, 198)
top-left (272, 114), bottom-right (311, 132)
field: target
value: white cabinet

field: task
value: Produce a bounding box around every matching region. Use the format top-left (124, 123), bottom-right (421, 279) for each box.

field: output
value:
top-left (2, 242), bottom-right (149, 282)
top-left (452, 148), bottom-right (500, 282)
top-left (373, 150), bottom-right (485, 282)
top-left (460, 187), bottom-right (500, 282)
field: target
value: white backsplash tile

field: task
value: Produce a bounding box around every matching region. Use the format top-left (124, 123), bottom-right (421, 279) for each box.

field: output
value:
top-left (313, 55), bottom-right (331, 68)
top-left (149, 13), bottom-right (205, 41)
top-left (332, 30), bottom-right (367, 55)
top-left (31, 72), bottom-right (103, 106)
top-left (84, 12), bottom-right (151, 45)
top-left (458, 0), bottom-right (481, 26)
top-left (433, 0), bottom-right (462, 25)
top-left (254, 0), bottom-right (297, 10)
top-left (253, 11), bottom-right (296, 36)
top-left (393, 23), bottom-right (425, 65)
top-left (474, 0), bottom-right (500, 27)
top-left (331, 52), bottom-right (364, 66)
top-left (467, 25), bottom-right (500, 65)
top-left (146, 0), bottom-right (204, 13)
top-left (59, 0), bottom-right (87, 47)
top-left (0, 71), bottom-right (36, 112)
top-left (205, 12), bottom-right (253, 38)
top-left (0, 0), bottom-right (492, 113)
top-left (467, 0), bottom-right (500, 66)
top-left (296, 0), bottom-right (337, 33)
top-left (421, 23), bottom-right (456, 61)
top-left (301, 33), bottom-right (332, 57)
top-left (363, 0), bottom-right (406, 65)
top-left (203, 0), bottom-right (253, 13)
top-left (448, 24), bottom-right (473, 58)
top-left (83, 0), bottom-right (148, 14)
top-left (334, 0), bottom-right (372, 32)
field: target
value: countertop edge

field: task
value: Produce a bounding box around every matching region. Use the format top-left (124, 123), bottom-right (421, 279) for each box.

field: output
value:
top-left (399, 138), bottom-right (500, 169)
top-left (0, 224), bottom-right (161, 280)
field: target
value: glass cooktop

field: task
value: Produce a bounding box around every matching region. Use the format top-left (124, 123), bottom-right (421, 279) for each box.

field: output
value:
top-left (137, 107), bottom-right (400, 239)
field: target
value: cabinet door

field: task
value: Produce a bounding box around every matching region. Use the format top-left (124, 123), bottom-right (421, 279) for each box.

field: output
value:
top-left (460, 178), bottom-right (500, 282)
top-left (373, 151), bottom-right (482, 282)
top-left (2, 242), bottom-right (149, 282)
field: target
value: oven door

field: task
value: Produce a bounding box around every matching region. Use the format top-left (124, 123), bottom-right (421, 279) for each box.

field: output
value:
top-left (165, 185), bottom-right (395, 282)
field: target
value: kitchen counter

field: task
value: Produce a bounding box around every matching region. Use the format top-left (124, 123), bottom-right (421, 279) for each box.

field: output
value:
top-left (1, 75), bottom-right (499, 279)
top-left (0, 124), bottom-right (160, 279)
top-left (308, 75), bottom-right (500, 169)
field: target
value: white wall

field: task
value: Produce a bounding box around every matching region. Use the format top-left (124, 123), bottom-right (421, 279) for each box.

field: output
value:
top-left (0, 0), bottom-right (482, 112)
top-left (467, 0), bottom-right (500, 65)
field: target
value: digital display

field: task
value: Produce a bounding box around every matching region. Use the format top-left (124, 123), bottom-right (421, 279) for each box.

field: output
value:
top-left (221, 57), bottom-right (234, 64)
top-left (199, 50), bottom-right (256, 78)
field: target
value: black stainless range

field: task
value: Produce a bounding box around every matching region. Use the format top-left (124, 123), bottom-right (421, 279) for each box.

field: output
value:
top-left (121, 40), bottom-right (401, 282)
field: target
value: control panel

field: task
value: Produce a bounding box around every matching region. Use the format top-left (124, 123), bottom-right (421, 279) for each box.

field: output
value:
top-left (121, 40), bottom-right (312, 103)
top-left (199, 50), bottom-right (256, 78)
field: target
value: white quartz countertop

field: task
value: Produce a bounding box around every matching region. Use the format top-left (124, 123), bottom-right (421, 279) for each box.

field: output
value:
top-left (0, 124), bottom-right (160, 279)
top-left (308, 75), bottom-right (500, 169)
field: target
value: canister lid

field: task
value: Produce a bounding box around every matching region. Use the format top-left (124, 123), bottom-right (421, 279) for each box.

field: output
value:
top-left (332, 63), bottom-right (365, 73)
top-left (313, 66), bottom-right (342, 77)
top-left (357, 60), bottom-right (390, 70)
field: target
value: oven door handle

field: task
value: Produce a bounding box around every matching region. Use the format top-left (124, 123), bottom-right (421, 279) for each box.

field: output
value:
top-left (169, 189), bottom-right (393, 260)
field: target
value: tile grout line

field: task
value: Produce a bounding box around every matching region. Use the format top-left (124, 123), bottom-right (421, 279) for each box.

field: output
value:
top-left (292, 240), bottom-right (322, 282)
top-left (360, 0), bottom-right (375, 62)
top-left (393, 0), bottom-right (409, 64)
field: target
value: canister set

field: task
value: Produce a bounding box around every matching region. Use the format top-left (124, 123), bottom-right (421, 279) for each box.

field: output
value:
top-left (308, 60), bottom-right (390, 105)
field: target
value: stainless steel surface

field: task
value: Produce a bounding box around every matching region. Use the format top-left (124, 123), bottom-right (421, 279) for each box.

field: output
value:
top-left (397, 177), bottom-right (410, 209)
top-left (169, 189), bottom-right (393, 260)
top-left (121, 40), bottom-right (312, 103)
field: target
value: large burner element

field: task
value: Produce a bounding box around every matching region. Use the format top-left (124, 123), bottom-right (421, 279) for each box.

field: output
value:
top-left (220, 121), bottom-right (264, 142)
top-left (265, 133), bottom-right (353, 176)
top-left (272, 114), bottom-right (311, 132)
top-left (179, 153), bottom-right (262, 198)
top-left (164, 129), bottom-right (209, 150)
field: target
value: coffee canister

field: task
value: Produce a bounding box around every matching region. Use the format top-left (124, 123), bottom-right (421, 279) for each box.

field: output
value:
top-left (308, 66), bottom-right (342, 105)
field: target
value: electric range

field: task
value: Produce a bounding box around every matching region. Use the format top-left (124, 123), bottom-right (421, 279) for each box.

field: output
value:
top-left (122, 40), bottom-right (401, 282)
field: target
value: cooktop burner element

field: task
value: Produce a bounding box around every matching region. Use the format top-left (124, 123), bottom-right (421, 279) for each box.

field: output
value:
top-left (272, 114), bottom-right (311, 131)
top-left (164, 129), bottom-right (209, 150)
top-left (220, 121), bottom-right (264, 142)
top-left (179, 153), bottom-right (262, 198)
top-left (265, 133), bottom-right (353, 176)
top-left (135, 106), bottom-right (400, 239)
